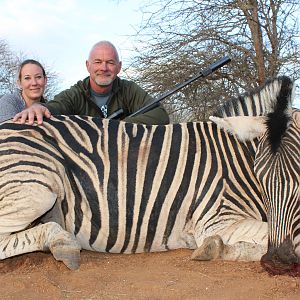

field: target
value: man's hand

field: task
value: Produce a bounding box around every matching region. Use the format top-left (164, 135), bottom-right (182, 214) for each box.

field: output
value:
top-left (13, 103), bottom-right (51, 125)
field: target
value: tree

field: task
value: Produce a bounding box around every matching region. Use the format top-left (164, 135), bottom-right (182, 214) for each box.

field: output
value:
top-left (128, 0), bottom-right (300, 121)
top-left (0, 39), bottom-right (18, 95)
top-left (0, 39), bottom-right (61, 100)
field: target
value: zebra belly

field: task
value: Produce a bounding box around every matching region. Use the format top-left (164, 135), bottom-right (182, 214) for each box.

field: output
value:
top-left (76, 230), bottom-right (197, 253)
top-left (68, 210), bottom-right (197, 253)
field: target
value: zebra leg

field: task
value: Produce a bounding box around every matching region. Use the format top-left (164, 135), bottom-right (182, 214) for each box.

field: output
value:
top-left (191, 235), bottom-right (267, 261)
top-left (45, 222), bottom-right (81, 270)
top-left (0, 222), bottom-right (81, 270)
top-left (192, 219), bottom-right (268, 261)
top-left (0, 180), bottom-right (59, 234)
top-left (0, 184), bottom-right (81, 269)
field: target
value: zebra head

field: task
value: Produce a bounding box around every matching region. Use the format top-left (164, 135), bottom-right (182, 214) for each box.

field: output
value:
top-left (210, 78), bottom-right (300, 276)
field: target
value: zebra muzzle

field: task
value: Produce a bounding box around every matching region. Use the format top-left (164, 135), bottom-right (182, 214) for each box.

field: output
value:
top-left (260, 238), bottom-right (300, 277)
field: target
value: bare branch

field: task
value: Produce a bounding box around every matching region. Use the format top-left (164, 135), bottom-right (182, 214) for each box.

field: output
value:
top-left (128, 0), bottom-right (300, 121)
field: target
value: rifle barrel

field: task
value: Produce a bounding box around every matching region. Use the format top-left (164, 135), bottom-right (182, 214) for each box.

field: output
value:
top-left (110, 56), bottom-right (231, 119)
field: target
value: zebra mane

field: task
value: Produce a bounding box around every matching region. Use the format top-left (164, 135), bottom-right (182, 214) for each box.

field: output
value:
top-left (265, 77), bottom-right (295, 153)
top-left (213, 76), bottom-right (294, 118)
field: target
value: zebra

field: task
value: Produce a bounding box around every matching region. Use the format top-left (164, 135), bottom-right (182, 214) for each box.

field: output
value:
top-left (0, 76), bottom-right (298, 276)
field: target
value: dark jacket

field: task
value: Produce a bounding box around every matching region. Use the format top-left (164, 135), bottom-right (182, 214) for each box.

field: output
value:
top-left (46, 77), bottom-right (169, 125)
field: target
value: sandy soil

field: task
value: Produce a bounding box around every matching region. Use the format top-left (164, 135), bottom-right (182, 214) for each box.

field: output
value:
top-left (0, 249), bottom-right (299, 300)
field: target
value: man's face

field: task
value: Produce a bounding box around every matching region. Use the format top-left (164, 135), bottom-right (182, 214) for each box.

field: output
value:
top-left (86, 44), bottom-right (121, 87)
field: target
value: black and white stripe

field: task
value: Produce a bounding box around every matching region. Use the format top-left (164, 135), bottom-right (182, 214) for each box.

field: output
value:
top-left (0, 116), bottom-right (264, 251)
top-left (0, 76), bottom-right (298, 275)
top-left (214, 76), bottom-right (293, 118)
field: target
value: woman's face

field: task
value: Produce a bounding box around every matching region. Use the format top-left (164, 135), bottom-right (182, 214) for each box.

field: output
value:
top-left (18, 63), bottom-right (47, 104)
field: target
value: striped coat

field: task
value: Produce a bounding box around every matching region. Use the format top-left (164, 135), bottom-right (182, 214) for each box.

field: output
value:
top-left (0, 76), bottom-right (298, 275)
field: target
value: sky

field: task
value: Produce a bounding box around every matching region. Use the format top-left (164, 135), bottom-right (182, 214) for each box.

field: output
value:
top-left (0, 0), bottom-right (143, 90)
top-left (0, 0), bottom-right (299, 108)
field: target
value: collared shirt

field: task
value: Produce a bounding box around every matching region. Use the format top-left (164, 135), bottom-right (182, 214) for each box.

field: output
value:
top-left (90, 89), bottom-right (112, 118)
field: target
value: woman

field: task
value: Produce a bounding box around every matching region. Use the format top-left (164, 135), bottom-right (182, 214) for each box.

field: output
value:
top-left (0, 59), bottom-right (47, 123)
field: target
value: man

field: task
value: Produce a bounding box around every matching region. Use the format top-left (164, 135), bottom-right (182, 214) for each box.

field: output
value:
top-left (13, 41), bottom-right (169, 125)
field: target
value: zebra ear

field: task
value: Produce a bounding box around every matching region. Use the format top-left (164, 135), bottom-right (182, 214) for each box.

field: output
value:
top-left (209, 115), bottom-right (267, 142)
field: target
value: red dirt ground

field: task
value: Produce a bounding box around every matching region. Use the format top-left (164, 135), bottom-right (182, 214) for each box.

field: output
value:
top-left (0, 249), bottom-right (299, 300)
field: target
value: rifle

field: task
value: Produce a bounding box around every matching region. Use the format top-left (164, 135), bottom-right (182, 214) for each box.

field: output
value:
top-left (108, 56), bottom-right (231, 119)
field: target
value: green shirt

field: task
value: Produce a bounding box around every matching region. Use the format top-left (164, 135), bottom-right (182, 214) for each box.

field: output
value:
top-left (46, 77), bottom-right (169, 125)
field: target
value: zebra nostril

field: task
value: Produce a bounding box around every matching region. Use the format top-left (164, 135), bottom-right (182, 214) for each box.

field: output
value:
top-left (261, 239), bottom-right (300, 276)
top-left (277, 238), bottom-right (299, 264)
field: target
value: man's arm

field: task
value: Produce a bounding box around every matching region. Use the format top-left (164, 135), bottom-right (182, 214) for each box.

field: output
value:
top-left (122, 81), bottom-right (170, 125)
top-left (44, 89), bottom-right (79, 115)
top-left (124, 104), bottom-right (169, 125)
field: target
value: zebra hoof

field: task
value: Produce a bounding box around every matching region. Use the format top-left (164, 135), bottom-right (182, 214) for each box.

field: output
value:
top-left (50, 239), bottom-right (81, 270)
top-left (191, 235), bottom-right (224, 261)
